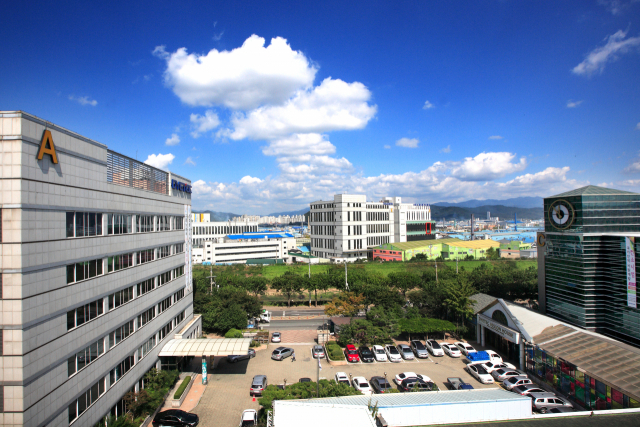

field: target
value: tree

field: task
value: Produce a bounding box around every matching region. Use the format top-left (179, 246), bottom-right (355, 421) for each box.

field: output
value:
top-left (271, 271), bottom-right (304, 307)
top-left (443, 278), bottom-right (476, 330)
top-left (306, 274), bottom-right (328, 307)
top-left (324, 292), bottom-right (366, 317)
top-left (397, 318), bottom-right (457, 340)
top-left (388, 272), bottom-right (422, 300)
top-left (485, 247), bottom-right (499, 260)
top-left (244, 276), bottom-right (268, 298)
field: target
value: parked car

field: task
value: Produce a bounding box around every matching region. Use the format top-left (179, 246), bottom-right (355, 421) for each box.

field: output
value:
top-left (512, 384), bottom-right (546, 396)
top-left (370, 376), bottom-right (393, 394)
top-left (312, 345), bottom-right (325, 359)
top-left (352, 376), bottom-right (373, 395)
top-left (299, 377), bottom-right (312, 383)
top-left (503, 376), bottom-right (533, 391)
top-left (250, 375), bottom-right (267, 396)
top-left (394, 372), bottom-right (431, 385)
top-left (441, 343), bottom-right (462, 358)
top-left (153, 410), bottom-right (199, 427)
top-left (447, 377), bottom-right (474, 390)
top-left (271, 347), bottom-right (293, 361)
top-left (372, 345), bottom-right (388, 362)
top-left (491, 368), bottom-right (527, 382)
top-left (410, 340), bottom-right (429, 358)
top-left (530, 392), bottom-right (574, 413)
top-left (425, 340), bottom-right (444, 357)
top-left (239, 409), bottom-right (257, 426)
top-left (485, 350), bottom-right (503, 363)
top-left (385, 345), bottom-right (402, 362)
top-left (398, 344), bottom-right (415, 360)
top-left (466, 363), bottom-right (494, 384)
top-left (271, 332), bottom-right (281, 343)
top-left (399, 377), bottom-right (438, 392)
top-left (455, 341), bottom-right (477, 356)
top-left (227, 349), bottom-right (256, 363)
top-left (345, 344), bottom-right (361, 363)
top-left (480, 361), bottom-right (516, 373)
top-left (335, 372), bottom-right (350, 386)
top-left (358, 346), bottom-right (375, 363)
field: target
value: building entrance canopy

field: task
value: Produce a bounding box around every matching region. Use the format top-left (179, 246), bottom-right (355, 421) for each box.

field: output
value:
top-left (478, 313), bottom-right (520, 343)
top-left (159, 338), bottom-right (252, 357)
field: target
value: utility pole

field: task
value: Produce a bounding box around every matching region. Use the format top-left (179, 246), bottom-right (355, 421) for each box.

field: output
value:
top-left (207, 264), bottom-right (216, 293)
top-left (344, 261), bottom-right (349, 291)
top-left (435, 259), bottom-right (438, 283)
top-left (456, 256), bottom-right (459, 274)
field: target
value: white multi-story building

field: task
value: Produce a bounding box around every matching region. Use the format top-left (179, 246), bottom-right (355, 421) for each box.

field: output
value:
top-left (309, 194), bottom-right (434, 260)
top-left (192, 233), bottom-right (296, 264)
top-left (191, 220), bottom-right (259, 247)
top-left (0, 111), bottom-right (199, 427)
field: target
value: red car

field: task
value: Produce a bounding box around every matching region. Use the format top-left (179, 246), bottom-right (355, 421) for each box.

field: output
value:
top-left (345, 344), bottom-right (360, 362)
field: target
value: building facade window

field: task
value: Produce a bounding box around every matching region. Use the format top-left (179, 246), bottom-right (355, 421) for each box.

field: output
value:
top-left (67, 258), bottom-right (104, 284)
top-left (66, 212), bottom-right (103, 238)
top-left (137, 278), bottom-right (155, 296)
top-left (67, 298), bottom-right (105, 330)
top-left (137, 248), bottom-right (154, 265)
top-left (158, 296), bottom-right (172, 314)
top-left (137, 307), bottom-right (155, 329)
top-left (68, 337), bottom-right (105, 377)
top-left (109, 354), bottom-right (135, 386)
top-left (158, 215), bottom-right (170, 231)
top-left (68, 377), bottom-right (106, 424)
top-left (158, 270), bottom-right (172, 286)
top-left (108, 286), bottom-right (134, 310)
top-left (107, 214), bottom-right (132, 235)
top-left (175, 216), bottom-right (184, 230)
top-left (109, 320), bottom-right (134, 348)
top-left (157, 245), bottom-right (170, 259)
top-left (175, 243), bottom-right (184, 253)
top-left (137, 335), bottom-right (157, 360)
top-left (137, 215), bottom-right (154, 233)
top-left (108, 253), bottom-right (134, 272)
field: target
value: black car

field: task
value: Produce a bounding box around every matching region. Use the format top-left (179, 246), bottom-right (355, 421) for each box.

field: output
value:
top-left (358, 346), bottom-right (375, 363)
top-left (399, 378), bottom-right (437, 392)
top-left (152, 409), bottom-right (199, 426)
top-left (227, 348), bottom-right (256, 363)
top-left (370, 376), bottom-right (393, 394)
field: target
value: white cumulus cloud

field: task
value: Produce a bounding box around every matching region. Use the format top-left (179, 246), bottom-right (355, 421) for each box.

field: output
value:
top-left (450, 152), bottom-right (527, 181)
top-left (239, 175), bottom-right (263, 185)
top-left (572, 29), bottom-right (640, 76)
top-left (636, 122), bottom-right (640, 130)
top-left (156, 35), bottom-right (317, 110)
top-left (440, 145), bottom-right (451, 153)
top-left (262, 133), bottom-right (336, 158)
top-left (190, 110), bottom-right (221, 138)
top-left (566, 100), bottom-right (583, 108)
top-left (623, 153), bottom-right (640, 173)
top-left (384, 145), bottom-right (391, 149)
top-left (144, 153), bottom-right (175, 170)
top-left (488, 135), bottom-right (503, 140)
top-left (69, 95), bottom-right (98, 106)
top-left (423, 100), bottom-right (435, 109)
top-left (229, 78), bottom-right (377, 140)
top-left (184, 157), bottom-right (196, 166)
top-left (396, 137), bottom-right (419, 148)
top-left (165, 133), bottom-right (180, 146)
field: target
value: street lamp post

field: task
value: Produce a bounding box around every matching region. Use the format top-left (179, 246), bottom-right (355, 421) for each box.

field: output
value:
top-left (206, 264), bottom-right (217, 293)
top-left (344, 261), bottom-right (349, 291)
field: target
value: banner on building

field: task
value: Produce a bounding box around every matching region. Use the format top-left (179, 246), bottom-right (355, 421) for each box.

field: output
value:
top-left (627, 237), bottom-right (636, 309)
top-left (185, 205), bottom-right (192, 292)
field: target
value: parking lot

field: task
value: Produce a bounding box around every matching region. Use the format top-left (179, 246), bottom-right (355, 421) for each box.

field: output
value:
top-left (191, 342), bottom-right (498, 427)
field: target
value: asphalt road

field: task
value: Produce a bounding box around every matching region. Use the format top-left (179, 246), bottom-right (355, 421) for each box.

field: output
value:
top-left (269, 309), bottom-right (326, 316)
top-left (263, 319), bottom-right (326, 330)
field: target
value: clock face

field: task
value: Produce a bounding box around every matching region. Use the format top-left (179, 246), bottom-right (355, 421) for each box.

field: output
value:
top-left (548, 199), bottom-right (575, 230)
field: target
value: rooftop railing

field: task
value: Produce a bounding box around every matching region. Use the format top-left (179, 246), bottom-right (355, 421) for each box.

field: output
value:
top-left (107, 150), bottom-right (168, 195)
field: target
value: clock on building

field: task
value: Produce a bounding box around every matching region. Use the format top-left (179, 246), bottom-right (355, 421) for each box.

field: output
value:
top-left (548, 199), bottom-right (575, 230)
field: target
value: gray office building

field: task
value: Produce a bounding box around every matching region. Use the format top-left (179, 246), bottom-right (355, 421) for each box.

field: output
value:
top-left (0, 111), bottom-right (199, 426)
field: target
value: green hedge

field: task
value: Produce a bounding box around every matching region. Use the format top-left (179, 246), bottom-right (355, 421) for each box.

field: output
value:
top-left (174, 376), bottom-right (191, 400)
top-left (225, 328), bottom-right (244, 338)
top-left (325, 342), bottom-right (345, 361)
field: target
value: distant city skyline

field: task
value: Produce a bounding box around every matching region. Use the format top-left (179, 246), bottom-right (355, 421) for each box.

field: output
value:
top-left (2, 1), bottom-right (639, 214)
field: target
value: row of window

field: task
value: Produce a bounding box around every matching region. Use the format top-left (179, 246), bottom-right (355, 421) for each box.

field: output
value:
top-left (66, 212), bottom-right (185, 238)
top-left (193, 224), bottom-right (256, 235)
top-left (346, 211), bottom-right (362, 222)
top-left (366, 211), bottom-right (390, 220)
top-left (347, 225), bottom-right (362, 236)
top-left (312, 238), bottom-right (335, 250)
top-left (110, 319), bottom-right (135, 348)
top-left (68, 309), bottom-right (187, 424)
top-left (67, 265), bottom-right (186, 330)
top-left (347, 239), bottom-right (363, 250)
top-left (138, 307), bottom-right (156, 329)
top-left (311, 225), bottom-right (335, 235)
top-left (311, 211), bottom-right (335, 222)
top-left (67, 244), bottom-right (185, 284)
top-left (367, 224), bottom-right (389, 233)
top-left (367, 236), bottom-right (390, 246)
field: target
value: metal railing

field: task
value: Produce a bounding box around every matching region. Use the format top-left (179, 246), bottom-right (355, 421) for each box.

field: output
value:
top-left (107, 151), bottom-right (168, 195)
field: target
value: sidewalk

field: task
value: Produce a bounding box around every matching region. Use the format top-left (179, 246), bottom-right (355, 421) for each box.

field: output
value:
top-left (160, 374), bottom-right (206, 413)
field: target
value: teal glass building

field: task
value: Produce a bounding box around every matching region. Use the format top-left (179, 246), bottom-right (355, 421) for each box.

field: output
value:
top-left (538, 186), bottom-right (640, 347)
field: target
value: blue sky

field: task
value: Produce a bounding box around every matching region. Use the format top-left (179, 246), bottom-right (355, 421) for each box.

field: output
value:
top-left (2, 0), bottom-right (640, 214)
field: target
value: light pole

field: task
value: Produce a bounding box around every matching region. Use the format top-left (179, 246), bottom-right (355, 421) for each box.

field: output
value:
top-left (344, 261), bottom-right (349, 291)
top-left (456, 256), bottom-right (458, 274)
top-left (206, 264), bottom-right (217, 293)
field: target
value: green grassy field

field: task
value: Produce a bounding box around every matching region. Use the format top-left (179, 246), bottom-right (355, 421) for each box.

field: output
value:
top-left (194, 259), bottom-right (537, 279)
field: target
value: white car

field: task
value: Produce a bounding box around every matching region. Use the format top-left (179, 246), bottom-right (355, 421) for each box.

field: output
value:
top-left (481, 361), bottom-right (516, 373)
top-left (239, 409), bottom-right (257, 426)
top-left (441, 343), bottom-right (462, 357)
top-left (398, 344), bottom-right (414, 360)
top-left (271, 332), bottom-right (281, 343)
top-left (425, 339), bottom-right (444, 357)
top-left (372, 345), bottom-right (388, 362)
top-left (394, 372), bottom-right (431, 385)
top-left (352, 376), bottom-right (373, 395)
top-left (466, 362), bottom-right (494, 384)
top-left (485, 350), bottom-right (503, 364)
top-left (503, 376), bottom-right (533, 391)
top-left (455, 341), bottom-right (476, 356)
top-left (385, 345), bottom-right (402, 362)
top-left (335, 372), bottom-right (350, 386)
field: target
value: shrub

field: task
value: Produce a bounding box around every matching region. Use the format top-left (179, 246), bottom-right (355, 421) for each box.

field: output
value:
top-left (250, 340), bottom-right (259, 347)
top-left (174, 376), bottom-right (192, 399)
top-left (225, 328), bottom-right (244, 338)
top-left (325, 342), bottom-right (345, 361)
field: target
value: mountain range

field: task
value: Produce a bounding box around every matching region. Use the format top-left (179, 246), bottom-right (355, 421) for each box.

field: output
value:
top-left (432, 196), bottom-right (543, 209)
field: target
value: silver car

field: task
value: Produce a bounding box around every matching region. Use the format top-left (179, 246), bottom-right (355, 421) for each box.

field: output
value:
top-left (271, 347), bottom-right (293, 361)
top-left (398, 344), bottom-right (415, 360)
top-left (312, 345), bottom-right (325, 359)
top-left (410, 340), bottom-right (429, 358)
top-left (530, 392), bottom-right (573, 413)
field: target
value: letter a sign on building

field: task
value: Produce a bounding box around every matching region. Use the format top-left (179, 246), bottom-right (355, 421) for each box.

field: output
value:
top-left (37, 130), bottom-right (59, 164)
